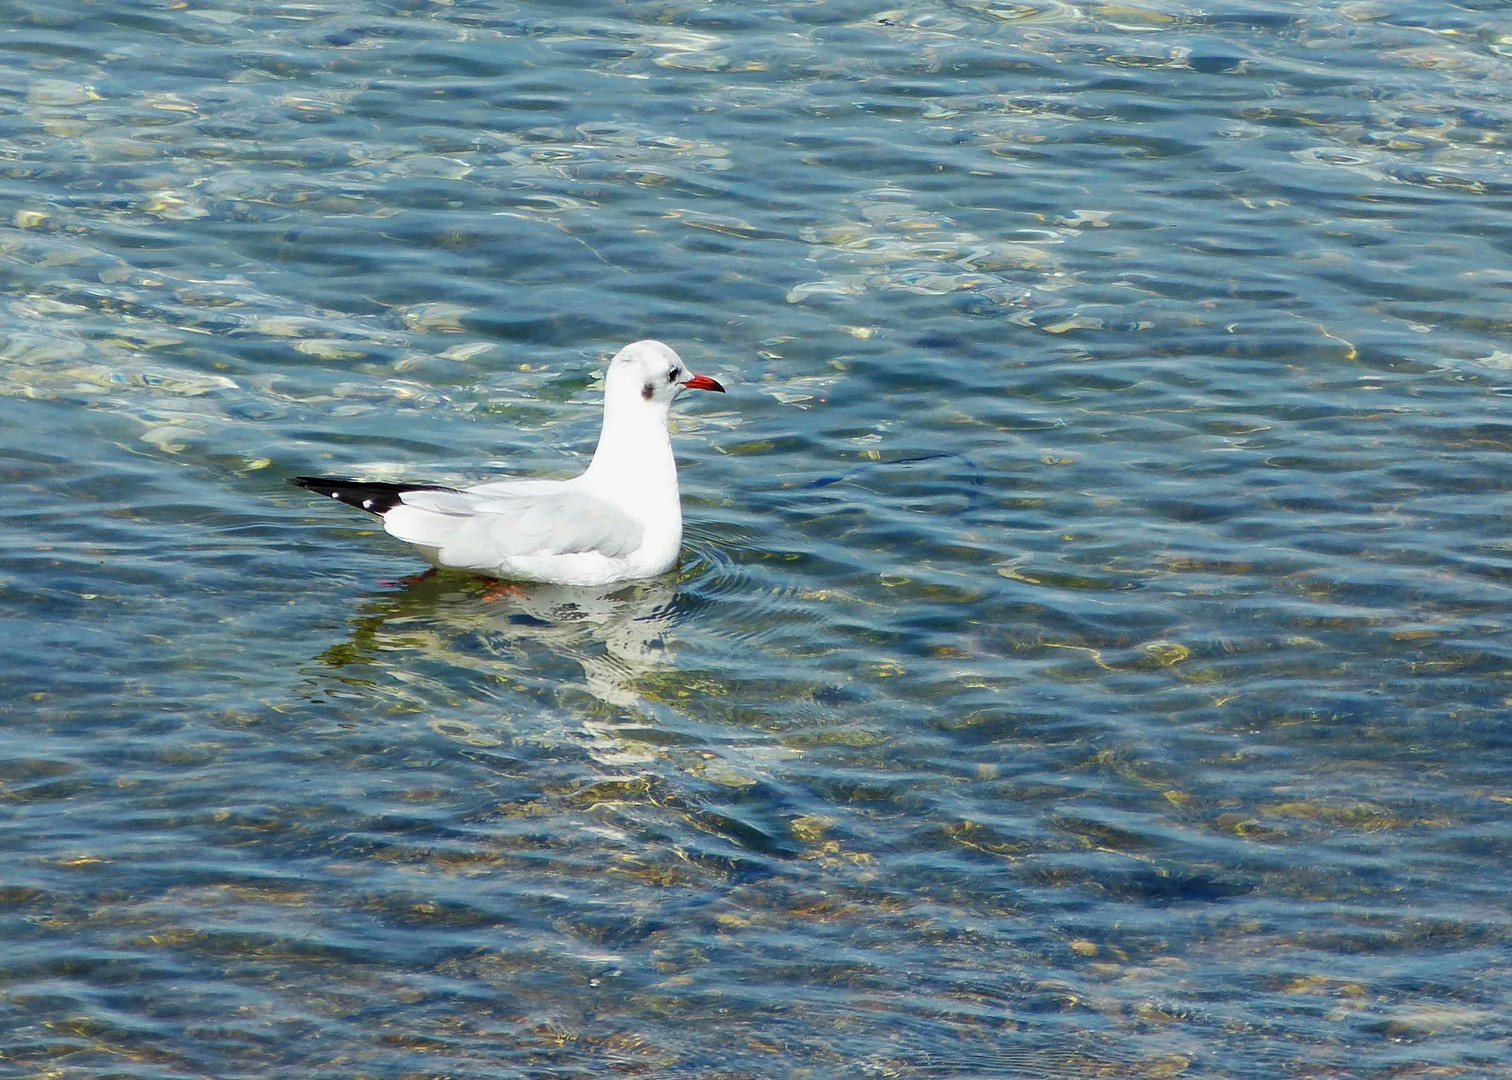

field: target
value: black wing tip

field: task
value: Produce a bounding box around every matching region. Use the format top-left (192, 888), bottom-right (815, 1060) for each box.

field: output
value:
top-left (289, 476), bottom-right (457, 516)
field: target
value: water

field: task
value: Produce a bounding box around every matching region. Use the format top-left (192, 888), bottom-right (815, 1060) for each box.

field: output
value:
top-left (3, 0), bottom-right (1512, 1075)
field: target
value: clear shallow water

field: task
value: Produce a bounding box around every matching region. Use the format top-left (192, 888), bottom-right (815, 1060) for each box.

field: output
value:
top-left (4, 0), bottom-right (1512, 1075)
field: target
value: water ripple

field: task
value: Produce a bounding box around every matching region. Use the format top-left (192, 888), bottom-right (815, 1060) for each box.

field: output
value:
top-left (6, 0), bottom-right (1512, 1076)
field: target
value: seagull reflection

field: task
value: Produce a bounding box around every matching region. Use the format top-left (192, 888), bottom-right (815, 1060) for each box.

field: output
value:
top-left (311, 571), bottom-right (806, 857)
top-left (314, 573), bottom-right (682, 760)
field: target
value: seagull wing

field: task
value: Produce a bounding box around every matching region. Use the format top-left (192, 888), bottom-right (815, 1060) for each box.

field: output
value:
top-left (383, 487), bottom-right (644, 562)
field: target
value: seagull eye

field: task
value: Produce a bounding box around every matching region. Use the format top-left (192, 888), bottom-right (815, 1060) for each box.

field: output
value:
top-left (667, 369), bottom-right (679, 383)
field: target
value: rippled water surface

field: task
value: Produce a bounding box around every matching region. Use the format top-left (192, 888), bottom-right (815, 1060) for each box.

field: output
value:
top-left (5, 1), bottom-right (1512, 1076)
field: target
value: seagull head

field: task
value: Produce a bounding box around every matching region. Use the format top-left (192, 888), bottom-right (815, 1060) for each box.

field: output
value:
top-left (606, 340), bottom-right (725, 413)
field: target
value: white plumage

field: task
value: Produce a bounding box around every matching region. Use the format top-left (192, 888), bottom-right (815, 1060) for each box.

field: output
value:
top-left (292, 340), bottom-right (725, 586)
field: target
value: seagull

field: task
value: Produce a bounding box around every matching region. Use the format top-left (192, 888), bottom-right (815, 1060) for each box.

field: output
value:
top-left (290, 340), bottom-right (725, 586)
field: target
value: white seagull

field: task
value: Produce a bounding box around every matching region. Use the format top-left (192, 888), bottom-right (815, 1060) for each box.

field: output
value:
top-left (291, 340), bottom-right (725, 586)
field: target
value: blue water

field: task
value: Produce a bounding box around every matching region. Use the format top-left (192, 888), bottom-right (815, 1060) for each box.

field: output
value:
top-left (4, 1), bottom-right (1512, 1076)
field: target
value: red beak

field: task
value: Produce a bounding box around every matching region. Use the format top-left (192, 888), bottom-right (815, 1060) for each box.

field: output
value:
top-left (682, 374), bottom-right (725, 393)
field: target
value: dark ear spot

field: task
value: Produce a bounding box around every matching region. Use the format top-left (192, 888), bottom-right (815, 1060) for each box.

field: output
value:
top-left (642, 382), bottom-right (654, 401)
